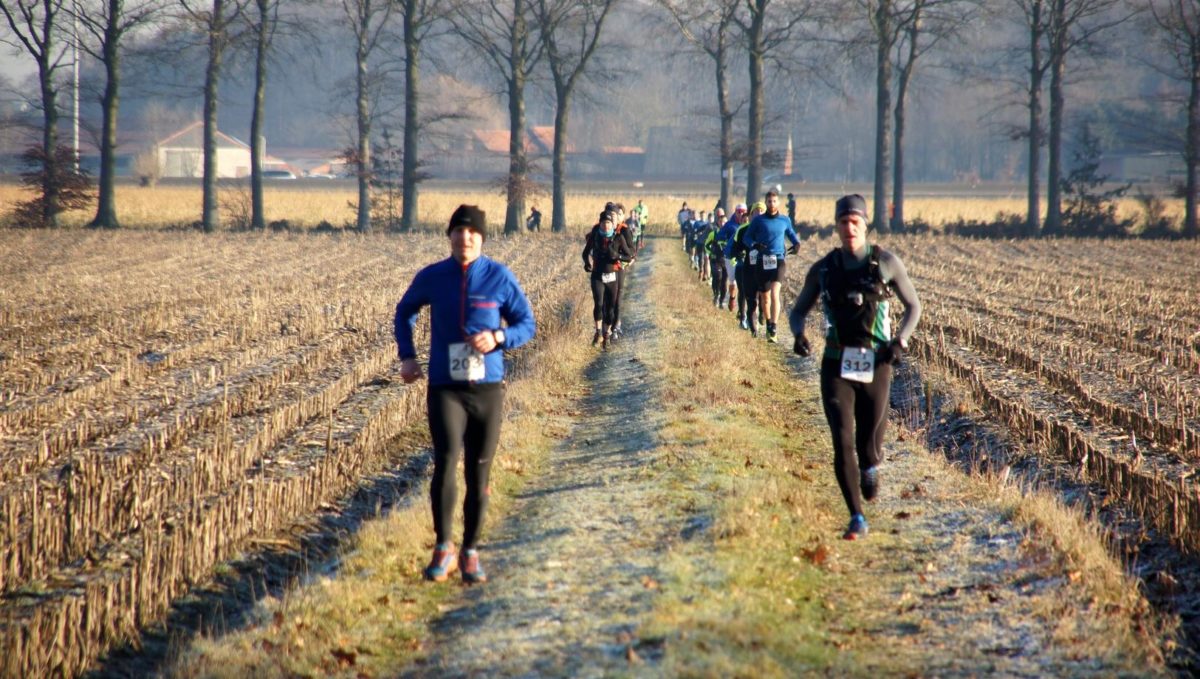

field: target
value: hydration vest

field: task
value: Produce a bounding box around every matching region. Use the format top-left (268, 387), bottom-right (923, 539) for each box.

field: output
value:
top-left (818, 245), bottom-right (893, 353)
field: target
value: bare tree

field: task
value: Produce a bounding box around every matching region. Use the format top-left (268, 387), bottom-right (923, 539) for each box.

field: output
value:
top-left (341, 0), bottom-right (394, 232)
top-left (1142, 0), bottom-right (1200, 238)
top-left (397, 0), bottom-right (450, 232)
top-left (535, 0), bottom-right (618, 232)
top-left (450, 0), bottom-right (543, 235)
top-left (660, 0), bottom-right (742, 211)
top-left (1041, 0), bottom-right (1128, 235)
top-left (178, 0), bottom-right (247, 232)
top-left (1, 0), bottom-right (69, 227)
top-left (76, 0), bottom-right (163, 229)
top-left (734, 0), bottom-right (815, 205)
top-left (889, 0), bottom-right (975, 232)
top-left (246, 0), bottom-right (276, 230)
top-left (1003, 0), bottom-right (1051, 235)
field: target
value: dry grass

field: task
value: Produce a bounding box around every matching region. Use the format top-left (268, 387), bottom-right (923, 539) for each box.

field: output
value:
top-left (636, 237), bottom-right (1169, 676)
top-left (166, 274), bottom-right (594, 678)
top-left (0, 182), bottom-right (1182, 231)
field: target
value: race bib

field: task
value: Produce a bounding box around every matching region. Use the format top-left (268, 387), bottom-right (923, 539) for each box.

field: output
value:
top-left (449, 342), bottom-right (485, 381)
top-left (748, 249), bottom-right (759, 265)
top-left (601, 272), bottom-right (617, 283)
top-left (840, 347), bottom-right (875, 383)
top-left (762, 254), bottom-right (778, 270)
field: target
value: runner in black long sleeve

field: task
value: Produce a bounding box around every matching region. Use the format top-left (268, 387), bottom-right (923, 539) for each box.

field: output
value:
top-left (582, 211), bottom-right (634, 349)
top-left (789, 194), bottom-right (922, 541)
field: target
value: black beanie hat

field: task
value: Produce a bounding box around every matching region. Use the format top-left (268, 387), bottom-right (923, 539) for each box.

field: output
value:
top-left (447, 204), bottom-right (487, 240)
top-left (835, 194), bottom-right (867, 220)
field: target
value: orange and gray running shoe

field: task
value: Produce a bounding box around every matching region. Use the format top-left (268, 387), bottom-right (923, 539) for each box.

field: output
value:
top-left (460, 549), bottom-right (488, 584)
top-left (423, 543), bottom-right (457, 582)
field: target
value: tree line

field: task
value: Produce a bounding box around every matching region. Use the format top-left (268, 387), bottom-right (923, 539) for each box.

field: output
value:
top-left (2, 0), bottom-right (1198, 238)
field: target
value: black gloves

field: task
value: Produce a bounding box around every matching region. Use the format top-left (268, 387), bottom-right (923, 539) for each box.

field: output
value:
top-left (793, 334), bottom-right (811, 357)
top-left (879, 339), bottom-right (904, 365)
top-left (583, 263), bottom-right (592, 273)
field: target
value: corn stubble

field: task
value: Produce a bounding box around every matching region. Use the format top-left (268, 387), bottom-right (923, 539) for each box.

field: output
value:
top-left (786, 234), bottom-right (1200, 552)
top-left (0, 231), bottom-right (581, 677)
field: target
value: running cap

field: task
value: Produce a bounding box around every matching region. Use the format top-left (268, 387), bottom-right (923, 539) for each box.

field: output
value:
top-left (751, 201), bottom-right (766, 213)
top-left (599, 210), bottom-right (615, 224)
top-left (734, 203), bottom-right (747, 212)
top-left (835, 194), bottom-right (868, 220)
top-left (447, 204), bottom-right (487, 240)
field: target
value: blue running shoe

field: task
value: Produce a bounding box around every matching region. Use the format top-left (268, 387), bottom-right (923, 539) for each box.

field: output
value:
top-left (843, 514), bottom-right (868, 541)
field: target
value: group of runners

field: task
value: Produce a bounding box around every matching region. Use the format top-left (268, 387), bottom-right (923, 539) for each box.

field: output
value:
top-left (581, 200), bottom-right (647, 349)
top-left (393, 193), bottom-right (920, 586)
top-left (678, 190), bottom-right (800, 344)
top-left (679, 192), bottom-right (922, 540)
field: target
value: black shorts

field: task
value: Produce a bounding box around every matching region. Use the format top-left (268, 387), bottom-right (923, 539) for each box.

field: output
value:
top-left (756, 257), bottom-right (787, 291)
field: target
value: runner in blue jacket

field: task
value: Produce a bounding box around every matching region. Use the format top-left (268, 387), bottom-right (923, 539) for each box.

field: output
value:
top-left (741, 190), bottom-right (800, 343)
top-left (394, 204), bottom-right (536, 584)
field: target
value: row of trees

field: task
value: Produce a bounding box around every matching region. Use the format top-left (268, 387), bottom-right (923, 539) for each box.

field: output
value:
top-left (3, 0), bottom-right (1199, 237)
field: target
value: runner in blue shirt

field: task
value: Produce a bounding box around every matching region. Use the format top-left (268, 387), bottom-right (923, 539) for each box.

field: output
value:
top-left (395, 204), bottom-right (536, 584)
top-left (741, 190), bottom-right (800, 343)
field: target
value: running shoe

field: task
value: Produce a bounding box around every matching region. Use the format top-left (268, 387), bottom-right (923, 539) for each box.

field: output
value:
top-left (740, 317), bottom-right (749, 330)
top-left (843, 514), bottom-right (868, 541)
top-left (750, 327), bottom-right (758, 338)
top-left (861, 466), bottom-right (879, 502)
top-left (423, 543), bottom-right (457, 581)
top-left (766, 323), bottom-right (778, 343)
top-left (591, 329), bottom-right (602, 346)
top-left (460, 549), bottom-right (487, 584)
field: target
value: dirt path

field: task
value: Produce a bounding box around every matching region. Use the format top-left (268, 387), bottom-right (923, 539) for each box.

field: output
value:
top-left (405, 250), bottom-right (675, 677)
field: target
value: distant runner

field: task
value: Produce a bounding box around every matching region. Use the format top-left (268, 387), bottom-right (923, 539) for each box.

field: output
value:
top-left (742, 190), bottom-right (800, 343)
top-left (583, 210), bottom-right (634, 349)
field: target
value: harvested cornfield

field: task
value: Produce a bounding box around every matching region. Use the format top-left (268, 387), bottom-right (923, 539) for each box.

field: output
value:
top-left (787, 235), bottom-right (1200, 551)
top-left (0, 230), bottom-right (579, 678)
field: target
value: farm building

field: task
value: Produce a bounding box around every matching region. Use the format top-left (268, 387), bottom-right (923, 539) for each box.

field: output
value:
top-left (153, 121), bottom-right (296, 179)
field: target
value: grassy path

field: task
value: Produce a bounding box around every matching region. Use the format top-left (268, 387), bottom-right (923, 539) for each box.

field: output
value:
top-left (406, 249), bottom-right (678, 677)
top-left (163, 237), bottom-right (1173, 678)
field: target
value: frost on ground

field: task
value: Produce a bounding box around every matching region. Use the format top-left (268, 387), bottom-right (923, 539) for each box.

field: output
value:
top-left (406, 255), bottom-right (675, 678)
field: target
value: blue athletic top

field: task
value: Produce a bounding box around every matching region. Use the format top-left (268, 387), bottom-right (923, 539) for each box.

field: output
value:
top-left (716, 218), bottom-right (740, 257)
top-left (742, 213), bottom-right (800, 257)
top-left (394, 256), bottom-right (536, 386)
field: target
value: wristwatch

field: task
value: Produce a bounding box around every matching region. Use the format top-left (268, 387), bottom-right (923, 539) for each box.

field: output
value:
top-left (493, 329), bottom-right (506, 346)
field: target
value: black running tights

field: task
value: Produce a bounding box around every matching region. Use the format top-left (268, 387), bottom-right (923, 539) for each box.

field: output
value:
top-left (819, 358), bottom-right (892, 517)
top-left (591, 276), bottom-right (620, 327)
top-left (428, 383), bottom-right (503, 550)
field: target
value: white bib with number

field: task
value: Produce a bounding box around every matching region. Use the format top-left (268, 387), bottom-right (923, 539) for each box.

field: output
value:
top-left (748, 249), bottom-right (759, 265)
top-left (840, 347), bottom-right (875, 383)
top-left (449, 342), bottom-right (485, 381)
top-left (761, 254), bottom-right (778, 270)
top-left (601, 271), bottom-right (617, 283)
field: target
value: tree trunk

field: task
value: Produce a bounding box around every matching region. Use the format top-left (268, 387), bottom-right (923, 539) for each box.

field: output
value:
top-left (892, 69), bottom-right (909, 234)
top-left (39, 54), bottom-right (60, 228)
top-left (355, 8), bottom-right (372, 233)
top-left (717, 42), bottom-right (733, 211)
top-left (202, 0), bottom-right (226, 233)
top-left (1187, 55), bottom-right (1200, 238)
top-left (1044, 4), bottom-right (1065, 236)
top-left (504, 0), bottom-right (528, 236)
top-left (745, 0), bottom-right (765, 205)
top-left (551, 89), bottom-right (568, 232)
top-left (250, 0), bottom-right (269, 231)
top-left (1026, 0), bottom-right (1044, 237)
top-left (872, 0), bottom-right (892, 234)
top-left (89, 1), bottom-right (121, 229)
top-left (401, 0), bottom-right (419, 232)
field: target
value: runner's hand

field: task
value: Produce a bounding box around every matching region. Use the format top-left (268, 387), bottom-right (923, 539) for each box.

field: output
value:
top-left (466, 330), bottom-right (500, 354)
top-left (793, 335), bottom-right (811, 357)
top-left (881, 339), bottom-right (903, 365)
top-left (399, 358), bottom-right (424, 384)
top-left (584, 263), bottom-right (592, 273)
